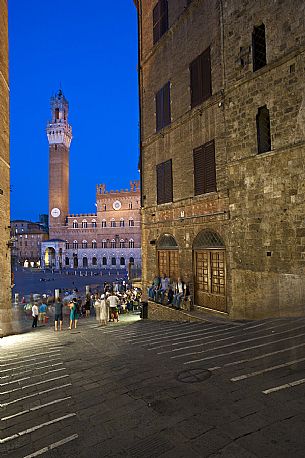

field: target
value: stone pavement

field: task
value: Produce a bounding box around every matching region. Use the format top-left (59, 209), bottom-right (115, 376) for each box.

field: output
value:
top-left (1, 314), bottom-right (305, 457)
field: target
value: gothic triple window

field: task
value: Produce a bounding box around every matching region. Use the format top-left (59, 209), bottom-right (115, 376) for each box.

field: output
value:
top-left (111, 219), bottom-right (116, 228)
top-left (82, 220), bottom-right (88, 229)
top-left (129, 239), bottom-right (135, 249)
top-left (111, 240), bottom-right (116, 248)
top-left (73, 220), bottom-right (78, 229)
top-left (101, 220), bottom-right (106, 228)
top-left (82, 240), bottom-right (88, 249)
top-left (92, 240), bottom-right (97, 249)
top-left (91, 220), bottom-right (97, 228)
top-left (101, 240), bottom-right (107, 248)
top-left (73, 240), bottom-right (78, 249)
top-left (65, 241), bottom-right (69, 249)
top-left (120, 219), bottom-right (125, 227)
top-left (129, 219), bottom-right (134, 227)
top-left (120, 240), bottom-right (125, 248)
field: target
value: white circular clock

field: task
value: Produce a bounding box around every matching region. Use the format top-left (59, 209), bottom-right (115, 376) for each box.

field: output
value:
top-left (51, 207), bottom-right (61, 218)
top-left (113, 200), bottom-right (122, 210)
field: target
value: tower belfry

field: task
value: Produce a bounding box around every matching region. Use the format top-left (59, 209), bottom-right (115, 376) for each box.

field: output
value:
top-left (46, 89), bottom-right (72, 233)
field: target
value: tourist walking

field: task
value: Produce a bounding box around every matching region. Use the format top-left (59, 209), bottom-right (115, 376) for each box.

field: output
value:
top-left (85, 296), bottom-right (91, 318)
top-left (32, 303), bottom-right (39, 328)
top-left (106, 293), bottom-right (119, 322)
top-left (69, 298), bottom-right (79, 329)
top-left (54, 298), bottom-right (63, 331)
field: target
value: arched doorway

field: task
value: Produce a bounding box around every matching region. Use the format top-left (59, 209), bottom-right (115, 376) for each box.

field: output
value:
top-left (193, 230), bottom-right (226, 312)
top-left (73, 254), bottom-right (78, 268)
top-left (157, 234), bottom-right (179, 279)
top-left (44, 247), bottom-right (56, 268)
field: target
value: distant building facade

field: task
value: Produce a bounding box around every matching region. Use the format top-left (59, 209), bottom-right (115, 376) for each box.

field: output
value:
top-left (41, 90), bottom-right (141, 270)
top-left (0, 0), bottom-right (12, 335)
top-left (135, 0), bottom-right (305, 319)
top-left (11, 220), bottom-right (48, 267)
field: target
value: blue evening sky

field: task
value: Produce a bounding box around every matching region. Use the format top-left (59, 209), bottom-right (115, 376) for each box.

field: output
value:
top-left (8, 0), bottom-right (139, 221)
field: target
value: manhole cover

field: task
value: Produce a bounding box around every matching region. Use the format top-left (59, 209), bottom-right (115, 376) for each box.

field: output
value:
top-left (176, 367), bottom-right (211, 384)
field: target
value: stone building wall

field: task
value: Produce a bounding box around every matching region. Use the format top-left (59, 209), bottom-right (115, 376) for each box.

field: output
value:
top-left (137, 0), bottom-right (305, 319)
top-left (0, 0), bottom-right (12, 335)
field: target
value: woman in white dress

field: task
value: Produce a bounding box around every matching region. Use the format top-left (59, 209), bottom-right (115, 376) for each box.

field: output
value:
top-left (99, 294), bottom-right (108, 326)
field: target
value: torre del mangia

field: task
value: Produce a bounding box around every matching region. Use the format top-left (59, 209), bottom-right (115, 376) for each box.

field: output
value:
top-left (41, 89), bottom-right (141, 271)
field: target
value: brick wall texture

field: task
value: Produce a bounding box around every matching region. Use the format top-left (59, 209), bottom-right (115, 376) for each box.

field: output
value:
top-left (0, 0), bottom-right (12, 335)
top-left (137, 0), bottom-right (305, 319)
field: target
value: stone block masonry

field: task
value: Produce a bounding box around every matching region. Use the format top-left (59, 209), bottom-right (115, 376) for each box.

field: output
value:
top-left (0, 0), bottom-right (13, 335)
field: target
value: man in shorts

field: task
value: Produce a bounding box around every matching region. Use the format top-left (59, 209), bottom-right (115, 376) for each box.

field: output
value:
top-left (54, 298), bottom-right (63, 331)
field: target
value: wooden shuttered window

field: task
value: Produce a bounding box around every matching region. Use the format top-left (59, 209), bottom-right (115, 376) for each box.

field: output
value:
top-left (153, 0), bottom-right (168, 44)
top-left (190, 47), bottom-right (212, 108)
top-left (156, 159), bottom-right (173, 204)
top-left (156, 82), bottom-right (171, 132)
top-left (193, 140), bottom-right (216, 195)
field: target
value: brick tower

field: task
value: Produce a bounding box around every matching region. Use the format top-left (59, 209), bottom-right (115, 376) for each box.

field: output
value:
top-left (46, 90), bottom-right (72, 235)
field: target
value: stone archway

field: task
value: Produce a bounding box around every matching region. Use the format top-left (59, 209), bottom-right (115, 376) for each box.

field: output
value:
top-left (44, 247), bottom-right (56, 268)
top-left (157, 234), bottom-right (179, 279)
top-left (193, 230), bottom-right (226, 312)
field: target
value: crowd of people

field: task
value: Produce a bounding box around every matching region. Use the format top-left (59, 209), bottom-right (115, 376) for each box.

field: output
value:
top-left (30, 281), bottom-right (142, 331)
top-left (147, 274), bottom-right (190, 309)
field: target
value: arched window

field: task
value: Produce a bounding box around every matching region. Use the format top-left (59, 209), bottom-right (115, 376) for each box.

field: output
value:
top-left (120, 257), bottom-right (125, 266)
top-left (82, 220), bottom-right (88, 229)
top-left (82, 240), bottom-right (88, 249)
top-left (92, 256), bottom-right (97, 266)
top-left (129, 239), bottom-right (134, 248)
top-left (110, 219), bottom-right (116, 228)
top-left (111, 239), bottom-right (116, 248)
top-left (111, 257), bottom-right (116, 266)
top-left (73, 240), bottom-right (78, 249)
top-left (120, 239), bottom-right (125, 248)
top-left (129, 218), bottom-right (134, 227)
top-left (65, 257), bottom-right (69, 266)
top-left (120, 218), bottom-right (125, 227)
top-left (91, 219), bottom-right (97, 228)
top-left (92, 240), bottom-right (97, 249)
top-left (101, 220), bottom-right (106, 228)
top-left (55, 107), bottom-right (59, 120)
top-left (101, 240), bottom-right (107, 248)
top-left (129, 257), bottom-right (134, 265)
top-left (73, 220), bottom-right (78, 229)
top-left (83, 257), bottom-right (88, 268)
top-left (157, 233), bottom-right (179, 279)
top-left (65, 241), bottom-right (69, 249)
top-left (102, 257), bottom-right (107, 265)
top-left (129, 202), bottom-right (133, 209)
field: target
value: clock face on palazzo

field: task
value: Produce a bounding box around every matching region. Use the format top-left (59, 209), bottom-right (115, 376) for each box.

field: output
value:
top-left (113, 200), bottom-right (122, 210)
top-left (51, 207), bottom-right (61, 218)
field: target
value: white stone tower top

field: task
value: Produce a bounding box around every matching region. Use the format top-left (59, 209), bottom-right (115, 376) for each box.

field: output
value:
top-left (46, 89), bottom-right (72, 148)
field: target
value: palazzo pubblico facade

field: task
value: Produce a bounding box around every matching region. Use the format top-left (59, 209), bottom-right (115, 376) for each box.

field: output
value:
top-left (41, 90), bottom-right (141, 272)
